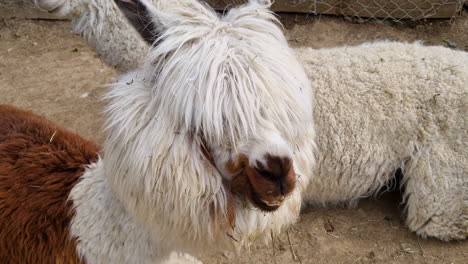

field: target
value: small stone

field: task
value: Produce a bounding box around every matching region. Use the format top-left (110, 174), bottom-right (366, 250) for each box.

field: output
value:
top-left (278, 242), bottom-right (286, 251)
top-left (222, 251), bottom-right (234, 259)
top-left (324, 219), bottom-right (335, 233)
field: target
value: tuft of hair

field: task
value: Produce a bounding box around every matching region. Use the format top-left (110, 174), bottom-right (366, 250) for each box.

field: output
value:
top-left (133, 0), bottom-right (313, 150)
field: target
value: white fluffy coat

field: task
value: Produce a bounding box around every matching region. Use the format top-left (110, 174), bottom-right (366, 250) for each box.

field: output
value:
top-left (67, 0), bottom-right (316, 263)
top-left (297, 42), bottom-right (467, 240)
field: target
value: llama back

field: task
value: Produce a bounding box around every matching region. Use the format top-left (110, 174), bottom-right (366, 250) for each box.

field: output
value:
top-left (0, 104), bottom-right (100, 263)
top-left (298, 41), bottom-right (467, 213)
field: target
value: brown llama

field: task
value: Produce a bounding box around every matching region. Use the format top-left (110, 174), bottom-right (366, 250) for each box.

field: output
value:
top-left (0, 104), bottom-right (99, 263)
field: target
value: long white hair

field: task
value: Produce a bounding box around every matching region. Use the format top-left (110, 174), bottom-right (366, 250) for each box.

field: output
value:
top-left (102, 0), bottom-right (316, 252)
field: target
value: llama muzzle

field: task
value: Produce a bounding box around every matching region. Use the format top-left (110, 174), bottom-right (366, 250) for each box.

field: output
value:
top-left (230, 155), bottom-right (296, 212)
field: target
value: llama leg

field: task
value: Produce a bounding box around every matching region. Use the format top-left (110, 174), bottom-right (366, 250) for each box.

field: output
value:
top-left (403, 144), bottom-right (467, 241)
top-left (32, 0), bottom-right (150, 72)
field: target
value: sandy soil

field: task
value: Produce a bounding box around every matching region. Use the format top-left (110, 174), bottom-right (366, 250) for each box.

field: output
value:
top-left (0, 9), bottom-right (467, 264)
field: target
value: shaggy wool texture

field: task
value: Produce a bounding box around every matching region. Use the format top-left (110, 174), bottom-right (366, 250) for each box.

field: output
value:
top-left (10, 0), bottom-right (468, 242)
top-left (71, 1), bottom-right (315, 261)
top-left (0, 104), bottom-right (99, 263)
top-left (20, 0), bottom-right (468, 243)
top-left (0, 1), bottom-right (318, 263)
top-left (1, 6), bottom-right (466, 264)
top-left (296, 42), bottom-right (467, 240)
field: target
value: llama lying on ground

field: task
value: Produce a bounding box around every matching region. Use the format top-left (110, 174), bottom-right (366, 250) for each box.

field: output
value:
top-left (0, 0), bottom-right (317, 263)
top-left (29, 0), bottom-right (468, 241)
top-left (300, 42), bottom-right (467, 240)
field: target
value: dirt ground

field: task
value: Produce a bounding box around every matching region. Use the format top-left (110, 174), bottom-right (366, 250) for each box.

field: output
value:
top-left (1, 8), bottom-right (467, 264)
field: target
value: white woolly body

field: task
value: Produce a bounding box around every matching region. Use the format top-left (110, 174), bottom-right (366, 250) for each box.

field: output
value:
top-left (67, 0), bottom-right (316, 263)
top-left (297, 42), bottom-right (467, 240)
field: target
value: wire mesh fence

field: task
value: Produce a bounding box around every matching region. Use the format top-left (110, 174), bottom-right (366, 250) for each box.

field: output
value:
top-left (0, 0), bottom-right (23, 8)
top-left (206, 0), bottom-right (465, 22)
top-left (0, 0), bottom-right (466, 22)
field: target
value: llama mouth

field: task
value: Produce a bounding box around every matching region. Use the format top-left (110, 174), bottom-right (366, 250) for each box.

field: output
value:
top-left (249, 188), bottom-right (280, 212)
top-left (227, 169), bottom-right (283, 212)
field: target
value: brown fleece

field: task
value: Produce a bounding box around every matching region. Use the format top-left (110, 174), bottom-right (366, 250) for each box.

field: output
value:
top-left (0, 105), bottom-right (100, 264)
top-left (200, 136), bottom-right (237, 231)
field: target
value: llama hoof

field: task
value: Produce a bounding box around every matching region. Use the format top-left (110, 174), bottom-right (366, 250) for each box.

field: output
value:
top-left (164, 252), bottom-right (203, 264)
top-left (34, 0), bottom-right (71, 16)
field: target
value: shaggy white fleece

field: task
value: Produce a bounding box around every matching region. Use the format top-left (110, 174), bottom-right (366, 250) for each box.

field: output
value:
top-left (68, 0), bottom-right (316, 263)
top-left (296, 42), bottom-right (467, 240)
top-left (19, 0), bottom-right (468, 250)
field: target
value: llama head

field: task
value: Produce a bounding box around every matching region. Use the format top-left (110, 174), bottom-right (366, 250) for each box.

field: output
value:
top-left (108, 0), bottom-right (314, 250)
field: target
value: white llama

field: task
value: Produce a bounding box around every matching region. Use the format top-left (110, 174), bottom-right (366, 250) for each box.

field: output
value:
top-left (17, 0), bottom-right (468, 242)
top-left (0, 0), bottom-right (316, 263)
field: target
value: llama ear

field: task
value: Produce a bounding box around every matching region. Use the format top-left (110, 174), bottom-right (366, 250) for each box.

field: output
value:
top-left (114, 0), bottom-right (162, 45)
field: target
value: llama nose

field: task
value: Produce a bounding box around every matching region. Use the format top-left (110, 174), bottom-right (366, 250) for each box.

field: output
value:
top-left (256, 154), bottom-right (293, 182)
top-left (243, 154), bottom-right (296, 212)
top-left (276, 177), bottom-right (285, 196)
top-left (253, 154), bottom-right (296, 197)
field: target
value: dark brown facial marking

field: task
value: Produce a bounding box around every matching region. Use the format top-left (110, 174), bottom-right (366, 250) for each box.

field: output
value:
top-left (226, 155), bottom-right (248, 175)
top-left (231, 154), bottom-right (296, 212)
top-left (255, 155), bottom-right (294, 193)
